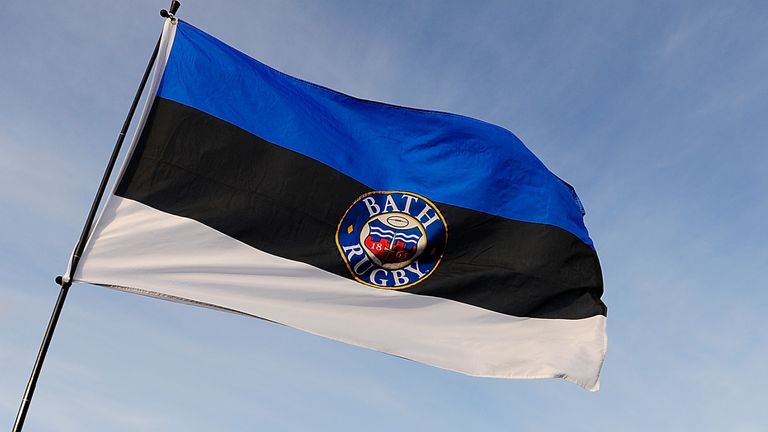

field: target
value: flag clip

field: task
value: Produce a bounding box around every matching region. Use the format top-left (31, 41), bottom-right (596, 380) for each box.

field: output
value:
top-left (159, 1), bottom-right (181, 24)
top-left (159, 8), bottom-right (178, 24)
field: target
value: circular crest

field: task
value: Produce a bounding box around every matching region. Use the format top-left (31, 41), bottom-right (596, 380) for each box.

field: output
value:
top-left (335, 191), bottom-right (447, 289)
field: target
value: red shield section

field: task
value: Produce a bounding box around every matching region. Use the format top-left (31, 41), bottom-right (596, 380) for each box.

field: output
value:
top-left (364, 235), bottom-right (417, 265)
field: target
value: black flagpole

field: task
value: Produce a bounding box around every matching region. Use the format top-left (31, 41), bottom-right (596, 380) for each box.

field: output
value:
top-left (11, 2), bottom-right (180, 431)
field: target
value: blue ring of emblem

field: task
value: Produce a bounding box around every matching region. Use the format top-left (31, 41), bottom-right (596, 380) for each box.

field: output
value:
top-left (335, 191), bottom-right (448, 289)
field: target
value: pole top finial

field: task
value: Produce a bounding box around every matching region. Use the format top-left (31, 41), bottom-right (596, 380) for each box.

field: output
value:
top-left (160, 1), bottom-right (181, 21)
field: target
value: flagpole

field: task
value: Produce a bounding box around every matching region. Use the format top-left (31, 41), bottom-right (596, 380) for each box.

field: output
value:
top-left (11, 2), bottom-right (180, 431)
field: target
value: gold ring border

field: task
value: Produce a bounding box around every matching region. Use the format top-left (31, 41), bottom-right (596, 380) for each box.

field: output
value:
top-left (335, 190), bottom-right (448, 290)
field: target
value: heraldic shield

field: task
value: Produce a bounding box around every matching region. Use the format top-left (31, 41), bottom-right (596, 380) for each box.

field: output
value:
top-left (361, 214), bottom-right (426, 270)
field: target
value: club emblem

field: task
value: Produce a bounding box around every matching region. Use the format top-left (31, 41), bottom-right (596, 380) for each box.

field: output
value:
top-left (336, 191), bottom-right (447, 289)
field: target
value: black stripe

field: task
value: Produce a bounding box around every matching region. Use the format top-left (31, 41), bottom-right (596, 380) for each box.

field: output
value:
top-left (117, 97), bottom-right (605, 319)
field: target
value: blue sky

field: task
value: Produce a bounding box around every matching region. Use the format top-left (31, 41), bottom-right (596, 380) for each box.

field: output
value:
top-left (1, 0), bottom-right (767, 430)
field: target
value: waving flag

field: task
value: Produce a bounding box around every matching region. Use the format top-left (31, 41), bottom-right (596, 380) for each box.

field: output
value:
top-left (69, 19), bottom-right (607, 390)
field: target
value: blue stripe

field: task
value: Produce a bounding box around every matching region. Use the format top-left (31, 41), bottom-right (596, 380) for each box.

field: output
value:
top-left (157, 21), bottom-right (594, 247)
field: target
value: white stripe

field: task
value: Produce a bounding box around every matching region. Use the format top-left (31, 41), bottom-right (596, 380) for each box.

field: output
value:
top-left (369, 226), bottom-right (420, 240)
top-left (368, 227), bottom-right (394, 237)
top-left (369, 227), bottom-right (420, 246)
top-left (75, 196), bottom-right (606, 391)
top-left (63, 18), bottom-right (178, 283)
top-left (111, 18), bottom-right (178, 190)
top-left (392, 234), bottom-right (419, 244)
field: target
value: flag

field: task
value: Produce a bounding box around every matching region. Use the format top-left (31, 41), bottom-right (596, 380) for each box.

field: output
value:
top-left (68, 19), bottom-right (607, 390)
